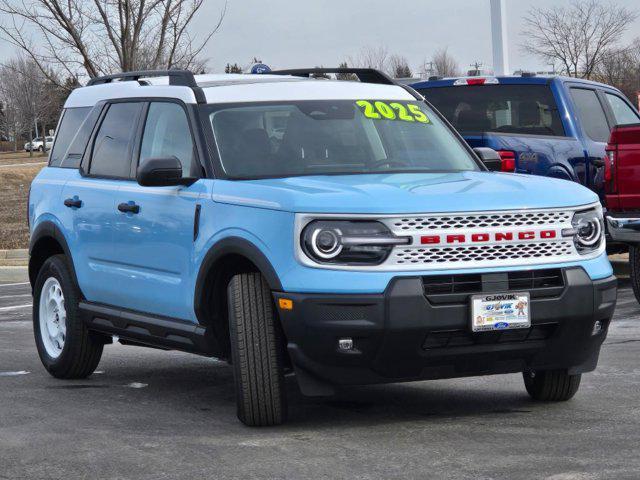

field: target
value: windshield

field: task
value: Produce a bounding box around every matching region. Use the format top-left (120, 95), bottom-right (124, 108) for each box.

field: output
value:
top-left (419, 85), bottom-right (566, 137)
top-left (206, 100), bottom-right (479, 179)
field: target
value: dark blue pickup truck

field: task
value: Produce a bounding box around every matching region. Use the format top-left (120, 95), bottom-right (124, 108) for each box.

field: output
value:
top-left (412, 75), bottom-right (640, 201)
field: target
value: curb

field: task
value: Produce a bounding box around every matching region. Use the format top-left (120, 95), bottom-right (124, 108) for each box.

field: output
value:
top-left (0, 249), bottom-right (28, 267)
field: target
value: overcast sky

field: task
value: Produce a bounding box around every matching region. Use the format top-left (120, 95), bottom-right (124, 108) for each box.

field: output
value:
top-left (1, 0), bottom-right (640, 75)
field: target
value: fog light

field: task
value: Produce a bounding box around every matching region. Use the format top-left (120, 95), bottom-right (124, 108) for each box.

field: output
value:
top-left (592, 320), bottom-right (603, 336)
top-left (338, 338), bottom-right (354, 351)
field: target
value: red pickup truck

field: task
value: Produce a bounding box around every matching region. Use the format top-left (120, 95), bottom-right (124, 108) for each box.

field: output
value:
top-left (605, 123), bottom-right (640, 300)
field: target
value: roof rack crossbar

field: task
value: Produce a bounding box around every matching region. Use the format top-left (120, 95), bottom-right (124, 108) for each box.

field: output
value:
top-left (270, 68), bottom-right (396, 86)
top-left (86, 70), bottom-right (198, 87)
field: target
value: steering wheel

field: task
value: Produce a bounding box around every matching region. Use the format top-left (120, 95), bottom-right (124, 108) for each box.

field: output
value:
top-left (371, 159), bottom-right (410, 169)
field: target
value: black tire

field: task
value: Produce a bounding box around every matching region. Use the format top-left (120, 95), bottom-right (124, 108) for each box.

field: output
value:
top-left (523, 369), bottom-right (581, 401)
top-left (33, 254), bottom-right (103, 379)
top-left (38, 145), bottom-right (44, 152)
top-left (227, 272), bottom-right (287, 426)
top-left (629, 245), bottom-right (640, 304)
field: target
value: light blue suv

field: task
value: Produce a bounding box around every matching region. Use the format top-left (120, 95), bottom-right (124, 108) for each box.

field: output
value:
top-left (29, 68), bottom-right (617, 426)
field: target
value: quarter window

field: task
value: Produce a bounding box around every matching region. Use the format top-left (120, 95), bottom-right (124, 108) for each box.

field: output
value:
top-left (570, 88), bottom-right (610, 142)
top-left (89, 102), bottom-right (142, 178)
top-left (49, 107), bottom-right (91, 168)
top-left (139, 102), bottom-right (195, 177)
top-left (605, 93), bottom-right (640, 126)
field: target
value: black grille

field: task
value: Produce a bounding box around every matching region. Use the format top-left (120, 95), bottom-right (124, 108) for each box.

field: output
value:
top-left (422, 323), bottom-right (558, 350)
top-left (508, 269), bottom-right (564, 290)
top-left (423, 269), bottom-right (564, 300)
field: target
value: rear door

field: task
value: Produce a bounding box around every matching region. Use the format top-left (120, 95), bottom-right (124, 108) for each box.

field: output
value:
top-left (567, 87), bottom-right (612, 195)
top-left (61, 101), bottom-right (144, 306)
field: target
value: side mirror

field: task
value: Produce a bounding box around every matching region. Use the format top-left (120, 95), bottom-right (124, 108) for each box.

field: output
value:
top-left (474, 147), bottom-right (502, 172)
top-left (136, 156), bottom-right (196, 187)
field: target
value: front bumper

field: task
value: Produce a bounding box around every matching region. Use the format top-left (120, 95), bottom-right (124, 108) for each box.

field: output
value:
top-left (274, 267), bottom-right (617, 395)
top-left (606, 213), bottom-right (640, 243)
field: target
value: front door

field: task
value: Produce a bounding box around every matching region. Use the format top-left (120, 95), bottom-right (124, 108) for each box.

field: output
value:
top-left (111, 101), bottom-right (204, 321)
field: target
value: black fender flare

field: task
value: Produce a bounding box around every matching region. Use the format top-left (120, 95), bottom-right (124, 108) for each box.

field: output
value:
top-left (29, 221), bottom-right (78, 289)
top-left (193, 236), bottom-right (284, 321)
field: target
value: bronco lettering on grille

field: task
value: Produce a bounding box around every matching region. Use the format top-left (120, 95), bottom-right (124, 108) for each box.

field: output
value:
top-left (420, 230), bottom-right (557, 245)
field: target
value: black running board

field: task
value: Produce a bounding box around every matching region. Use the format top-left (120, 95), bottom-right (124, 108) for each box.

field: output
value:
top-left (79, 301), bottom-right (218, 356)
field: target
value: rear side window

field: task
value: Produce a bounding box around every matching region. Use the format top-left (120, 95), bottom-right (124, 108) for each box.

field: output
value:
top-left (49, 107), bottom-right (91, 168)
top-left (89, 102), bottom-right (142, 178)
top-left (570, 88), bottom-right (610, 142)
top-left (139, 102), bottom-right (195, 177)
top-left (605, 93), bottom-right (640, 126)
top-left (420, 85), bottom-right (565, 136)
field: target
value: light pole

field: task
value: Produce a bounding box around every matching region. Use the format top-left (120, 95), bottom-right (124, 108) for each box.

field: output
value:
top-left (490, 0), bottom-right (509, 76)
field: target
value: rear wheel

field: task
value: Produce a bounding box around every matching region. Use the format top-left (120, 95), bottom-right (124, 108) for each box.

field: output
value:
top-left (629, 245), bottom-right (640, 304)
top-left (227, 272), bottom-right (287, 426)
top-left (33, 255), bottom-right (103, 379)
top-left (523, 369), bottom-right (581, 401)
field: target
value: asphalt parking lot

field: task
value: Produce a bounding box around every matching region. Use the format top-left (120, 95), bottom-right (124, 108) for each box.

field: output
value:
top-left (1, 275), bottom-right (639, 480)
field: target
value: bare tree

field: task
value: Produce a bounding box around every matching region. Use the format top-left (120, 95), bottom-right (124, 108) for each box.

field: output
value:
top-left (336, 61), bottom-right (357, 81)
top-left (430, 47), bottom-right (459, 77)
top-left (594, 39), bottom-right (640, 102)
top-left (349, 46), bottom-right (389, 72)
top-left (0, 56), bottom-right (62, 153)
top-left (388, 54), bottom-right (412, 78)
top-left (225, 63), bottom-right (242, 74)
top-left (522, 0), bottom-right (637, 79)
top-left (0, 0), bottom-right (227, 89)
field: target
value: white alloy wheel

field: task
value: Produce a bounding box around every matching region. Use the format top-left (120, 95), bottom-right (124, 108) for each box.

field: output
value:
top-left (39, 277), bottom-right (67, 358)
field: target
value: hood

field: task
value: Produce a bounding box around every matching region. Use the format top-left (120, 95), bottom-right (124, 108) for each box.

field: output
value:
top-left (211, 171), bottom-right (599, 214)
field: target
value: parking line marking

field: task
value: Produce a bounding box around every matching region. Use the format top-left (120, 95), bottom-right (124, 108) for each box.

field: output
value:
top-left (0, 294), bottom-right (31, 300)
top-left (0, 282), bottom-right (30, 287)
top-left (0, 304), bottom-right (32, 311)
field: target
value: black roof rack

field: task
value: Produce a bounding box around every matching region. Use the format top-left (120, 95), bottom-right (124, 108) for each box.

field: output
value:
top-left (87, 69), bottom-right (198, 87)
top-left (270, 68), bottom-right (396, 86)
top-left (86, 69), bottom-right (205, 103)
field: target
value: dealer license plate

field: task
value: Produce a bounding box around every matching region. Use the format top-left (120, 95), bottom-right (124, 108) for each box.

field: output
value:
top-left (471, 292), bottom-right (530, 332)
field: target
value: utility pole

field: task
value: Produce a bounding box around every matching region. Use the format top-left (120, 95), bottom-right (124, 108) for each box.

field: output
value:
top-left (490, 0), bottom-right (509, 76)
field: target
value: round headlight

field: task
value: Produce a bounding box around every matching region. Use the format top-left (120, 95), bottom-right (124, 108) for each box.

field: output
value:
top-left (310, 228), bottom-right (343, 259)
top-left (576, 218), bottom-right (601, 247)
top-left (570, 208), bottom-right (603, 252)
top-left (301, 220), bottom-right (409, 265)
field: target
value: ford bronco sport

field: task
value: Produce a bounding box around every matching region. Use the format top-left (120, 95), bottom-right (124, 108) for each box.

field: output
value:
top-left (29, 68), bottom-right (617, 426)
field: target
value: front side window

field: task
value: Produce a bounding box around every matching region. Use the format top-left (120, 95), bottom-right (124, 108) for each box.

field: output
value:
top-left (419, 85), bottom-right (565, 136)
top-left (570, 88), bottom-right (610, 143)
top-left (139, 102), bottom-right (195, 177)
top-left (89, 102), bottom-right (142, 178)
top-left (605, 93), bottom-right (640, 126)
top-left (207, 100), bottom-right (479, 179)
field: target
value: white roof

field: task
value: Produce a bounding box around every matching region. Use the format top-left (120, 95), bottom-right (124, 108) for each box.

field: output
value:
top-left (64, 73), bottom-right (415, 108)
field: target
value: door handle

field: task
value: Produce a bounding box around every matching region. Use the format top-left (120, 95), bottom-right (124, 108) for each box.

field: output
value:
top-left (118, 202), bottom-right (140, 214)
top-left (63, 198), bottom-right (82, 208)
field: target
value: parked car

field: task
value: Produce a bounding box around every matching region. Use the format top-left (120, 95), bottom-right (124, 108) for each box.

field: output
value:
top-left (411, 75), bottom-right (640, 203)
top-left (28, 68), bottom-right (616, 426)
top-left (605, 123), bottom-right (640, 300)
top-left (24, 136), bottom-right (55, 152)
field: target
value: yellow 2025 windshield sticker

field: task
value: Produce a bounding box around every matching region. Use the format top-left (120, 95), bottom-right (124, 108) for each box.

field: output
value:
top-left (356, 100), bottom-right (430, 124)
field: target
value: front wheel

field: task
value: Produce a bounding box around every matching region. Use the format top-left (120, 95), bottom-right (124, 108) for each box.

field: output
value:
top-left (33, 255), bottom-right (103, 378)
top-left (227, 272), bottom-right (287, 426)
top-left (523, 369), bottom-right (581, 401)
